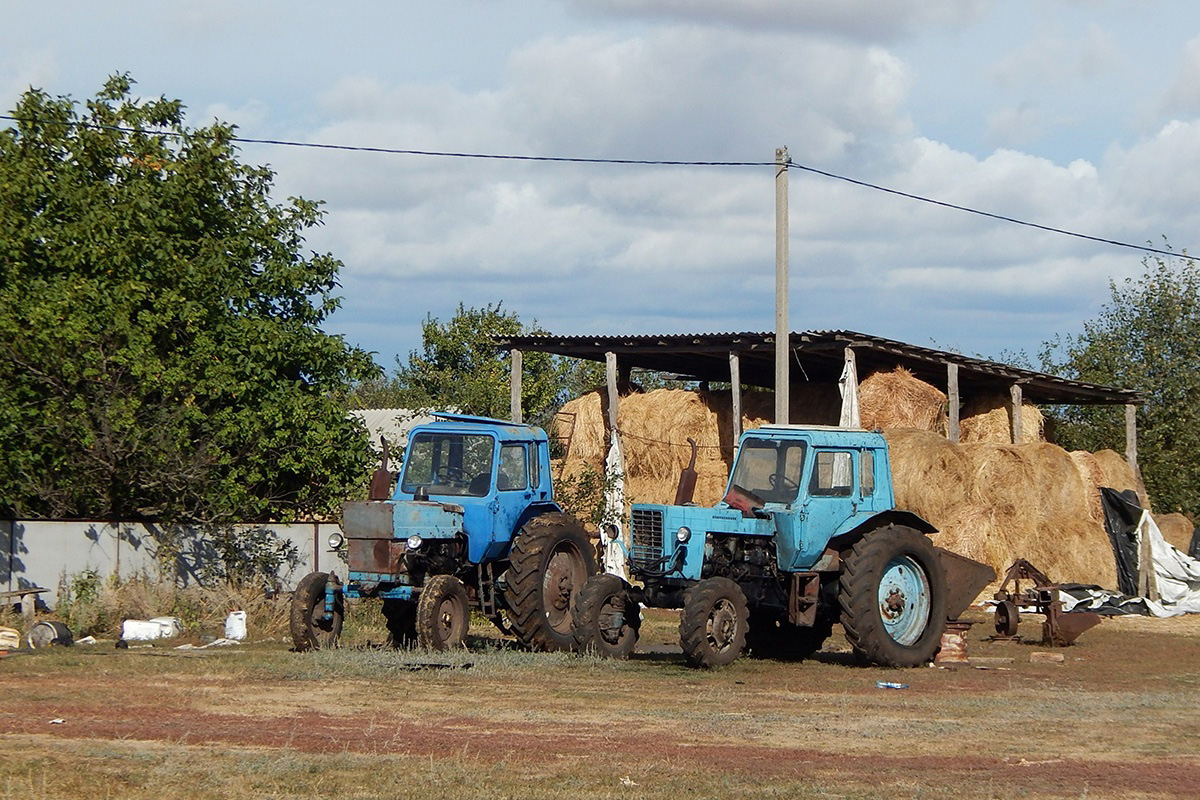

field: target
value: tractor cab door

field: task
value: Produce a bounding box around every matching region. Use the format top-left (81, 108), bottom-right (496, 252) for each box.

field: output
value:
top-left (776, 448), bottom-right (866, 569)
top-left (485, 439), bottom-right (542, 561)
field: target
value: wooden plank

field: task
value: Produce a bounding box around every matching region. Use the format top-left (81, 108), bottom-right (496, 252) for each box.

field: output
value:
top-left (1010, 384), bottom-right (1023, 444)
top-left (947, 362), bottom-right (960, 443)
top-left (510, 349), bottom-right (523, 423)
top-left (605, 351), bottom-right (619, 433)
top-left (730, 351), bottom-right (742, 446)
top-left (1126, 403), bottom-right (1140, 477)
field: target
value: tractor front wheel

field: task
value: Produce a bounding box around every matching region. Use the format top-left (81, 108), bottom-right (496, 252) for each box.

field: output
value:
top-left (415, 575), bottom-right (470, 651)
top-left (839, 525), bottom-right (946, 667)
top-left (504, 513), bottom-right (596, 651)
top-left (679, 577), bottom-right (748, 668)
top-left (572, 573), bottom-right (640, 658)
top-left (290, 571), bottom-right (343, 652)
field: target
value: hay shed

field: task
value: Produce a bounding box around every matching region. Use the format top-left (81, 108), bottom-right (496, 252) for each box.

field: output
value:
top-left (496, 330), bottom-right (1146, 587)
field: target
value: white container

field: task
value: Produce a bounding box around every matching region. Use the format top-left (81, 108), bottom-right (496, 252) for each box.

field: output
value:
top-left (224, 610), bottom-right (247, 641)
top-left (148, 616), bottom-right (183, 638)
top-left (121, 619), bottom-right (165, 641)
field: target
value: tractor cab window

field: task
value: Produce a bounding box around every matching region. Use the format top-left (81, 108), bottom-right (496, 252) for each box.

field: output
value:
top-left (811, 451), bottom-right (854, 496)
top-left (860, 450), bottom-right (875, 496)
top-left (727, 437), bottom-right (806, 506)
top-left (498, 444), bottom-right (529, 491)
top-left (401, 432), bottom-right (495, 497)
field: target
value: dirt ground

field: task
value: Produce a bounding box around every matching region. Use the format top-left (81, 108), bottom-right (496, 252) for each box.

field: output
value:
top-left (2, 609), bottom-right (1199, 799)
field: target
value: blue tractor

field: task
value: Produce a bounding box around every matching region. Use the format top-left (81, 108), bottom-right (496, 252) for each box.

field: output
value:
top-left (572, 425), bottom-right (992, 667)
top-left (290, 413), bottom-right (597, 652)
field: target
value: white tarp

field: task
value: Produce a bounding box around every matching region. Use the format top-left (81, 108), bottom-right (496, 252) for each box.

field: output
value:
top-left (1062, 510), bottom-right (1200, 616)
top-left (601, 433), bottom-right (628, 578)
top-left (838, 356), bottom-right (861, 429)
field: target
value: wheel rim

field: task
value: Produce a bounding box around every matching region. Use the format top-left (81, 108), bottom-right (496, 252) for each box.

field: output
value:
top-left (598, 593), bottom-right (628, 646)
top-left (435, 595), bottom-right (465, 643)
top-left (543, 543), bottom-right (584, 633)
top-left (706, 598), bottom-right (740, 653)
top-left (877, 555), bottom-right (932, 646)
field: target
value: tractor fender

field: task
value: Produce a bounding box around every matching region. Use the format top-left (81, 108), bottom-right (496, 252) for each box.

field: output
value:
top-left (509, 501), bottom-right (565, 540)
top-left (828, 510), bottom-right (938, 552)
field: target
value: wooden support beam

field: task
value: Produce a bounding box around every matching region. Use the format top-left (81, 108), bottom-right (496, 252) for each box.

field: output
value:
top-left (509, 349), bottom-right (523, 423)
top-left (605, 351), bottom-right (619, 434)
top-left (1010, 383), bottom-right (1023, 444)
top-left (947, 363), bottom-right (960, 443)
top-left (1126, 403), bottom-right (1140, 478)
top-left (729, 351), bottom-right (742, 446)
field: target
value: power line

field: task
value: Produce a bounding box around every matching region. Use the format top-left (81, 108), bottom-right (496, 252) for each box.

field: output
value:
top-left (0, 112), bottom-right (1186, 258)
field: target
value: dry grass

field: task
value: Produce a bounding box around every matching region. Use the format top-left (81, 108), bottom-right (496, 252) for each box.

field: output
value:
top-left (959, 394), bottom-right (1046, 443)
top-left (2, 608), bottom-right (1200, 799)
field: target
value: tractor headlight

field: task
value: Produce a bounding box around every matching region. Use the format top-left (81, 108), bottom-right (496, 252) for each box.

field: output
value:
top-left (676, 526), bottom-right (692, 543)
top-left (406, 534), bottom-right (424, 551)
top-left (327, 532), bottom-right (345, 550)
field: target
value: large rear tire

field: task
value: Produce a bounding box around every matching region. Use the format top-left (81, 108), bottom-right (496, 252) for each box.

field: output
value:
top-left (290, 571), bottom-right (343, 652)
top-left (679, 577), bottom-right (748, 668)
top-left (504, 513), bottom-right (596, 651)
top-left (839, 526), bottom-right (946, 667)
top-left (572, 573), bottom-right (640, 658)
top-left (415, 575), bottom-right (471, 651)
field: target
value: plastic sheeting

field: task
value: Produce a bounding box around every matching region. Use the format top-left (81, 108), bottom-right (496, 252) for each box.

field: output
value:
top-left (601, 433), bottom-right (628, 578)
top-left (1082, 489), bottom-right (1200, 616)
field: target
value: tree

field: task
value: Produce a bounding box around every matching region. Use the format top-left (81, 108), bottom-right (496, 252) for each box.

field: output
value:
top-left (376, 302), bottom-right (598, 424)
top-left (0, 75), bottom-right (379, 522)
top-left (1041, 251), bottom-right (1200, 517)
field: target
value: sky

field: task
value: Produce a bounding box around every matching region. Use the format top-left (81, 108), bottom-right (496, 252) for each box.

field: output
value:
top-left (4, 0), bottom-right (1200, 372)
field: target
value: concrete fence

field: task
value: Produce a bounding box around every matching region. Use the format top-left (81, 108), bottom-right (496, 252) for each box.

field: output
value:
top-left (1, 519), bottom-right (343, 608)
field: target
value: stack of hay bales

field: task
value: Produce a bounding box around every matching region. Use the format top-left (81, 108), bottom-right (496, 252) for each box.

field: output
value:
top-left (553, 366), bottom-right (1149, 589)
top-left (959, 394), bottom-right (1046, 444)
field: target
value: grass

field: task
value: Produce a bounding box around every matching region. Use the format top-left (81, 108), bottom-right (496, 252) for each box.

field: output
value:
top-left (2, 609), bottom-right (1199, 799)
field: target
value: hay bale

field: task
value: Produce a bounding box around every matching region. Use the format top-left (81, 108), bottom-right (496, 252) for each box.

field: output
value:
top-left (859, 367), bottom-right (946, 433)
top-left (1092, 449), bottom-right (1150, 509)
top-left (885, 429), bottom-right (1118, 590)
top-left (958, 394), bottom-right (1045, 443)
top-left (1155, 513), bottom-right (1196, 553)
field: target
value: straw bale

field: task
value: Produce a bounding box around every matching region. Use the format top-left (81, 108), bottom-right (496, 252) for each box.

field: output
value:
top-left (885, 429), bottom-right (1118, 590)
top-left (1091, 449), bottom-right (1150, 509)
top-left (859, 368), bottom-right (946, 433)
top-left (958, 394), bottom-right (1045, 443)
top-left (1155, 513), bottom-right (1195, 553)
top-left (1068, 451), bottom-right (1106, 523)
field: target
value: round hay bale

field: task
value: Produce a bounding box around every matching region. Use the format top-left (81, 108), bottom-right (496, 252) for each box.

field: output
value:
top-left (1092, 449), bottom-right (1150, 509)
top-left (1155, 513), bottom-right (1195, 553)
top-left (958, 394), bottom-right (1045, 443)
top-left (860, 367), bottom-right (946, 432)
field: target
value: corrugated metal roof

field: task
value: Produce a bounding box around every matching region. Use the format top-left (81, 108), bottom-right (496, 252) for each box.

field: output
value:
top-left (494, 329), bottom-right (1140, 406)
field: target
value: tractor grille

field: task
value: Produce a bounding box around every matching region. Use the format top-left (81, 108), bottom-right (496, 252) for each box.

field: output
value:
top-left (630, 508), bottom-right (664, 567)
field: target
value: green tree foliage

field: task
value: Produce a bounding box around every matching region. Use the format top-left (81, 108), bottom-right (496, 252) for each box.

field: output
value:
top-left (370, 302), bottom-right (599, 424)
top-left (0, 75), bottom-right (379, 522)
top-left (1041, 252), bottom-right (1200, 516)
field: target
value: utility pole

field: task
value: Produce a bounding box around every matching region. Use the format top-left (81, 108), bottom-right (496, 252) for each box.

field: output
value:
top-left (775, 146), bottom-right (790, 425)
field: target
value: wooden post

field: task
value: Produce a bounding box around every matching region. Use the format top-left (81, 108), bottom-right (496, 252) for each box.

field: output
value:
top-left (1010, 384), bottom-right (1023, 444)
top-left (1125, 403), bottom-right (1140, 477)
top-left (729, 351), bottom-right (742, 446)
top-left (509, 349), bottom-right (523, 423)
top-left (605, 351), bottom-right (619, 435)
top-left (947, 363), bottom-right (960, 443)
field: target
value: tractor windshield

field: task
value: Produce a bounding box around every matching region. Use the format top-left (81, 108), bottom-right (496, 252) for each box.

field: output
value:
top-left (401, 432), bottom-right (495, 497)
top-left (726, 437), bottom-right (806, 506)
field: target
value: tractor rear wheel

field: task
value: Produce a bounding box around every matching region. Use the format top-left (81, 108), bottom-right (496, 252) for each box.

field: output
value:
top-left (290, 571), bottom-right (343, 652)
top-left (572, 573), bottom-right (640, 658)
top-left (415, 575), bottom-right (470, 651)
top-left (839, 525), bottom-right (946, 667)
top-left (504, 513), bottom-right (596, 651)
top-left (382, 599), bottom-right (417, 648)
top-left (679, 577), bottom-right (748, 668)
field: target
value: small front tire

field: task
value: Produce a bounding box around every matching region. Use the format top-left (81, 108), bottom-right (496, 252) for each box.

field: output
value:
top-left (679, 577), bottom-right (748, 668)
top-left (572, 574), bottom-right (640, 659)
top-left (290, 571), bottom-right (343, 652)
top-left (415, 574), bottom-right (471, 651)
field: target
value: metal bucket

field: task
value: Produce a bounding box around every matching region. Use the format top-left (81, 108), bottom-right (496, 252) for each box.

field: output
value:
top-left (27, 620), bottom-right (73, 648)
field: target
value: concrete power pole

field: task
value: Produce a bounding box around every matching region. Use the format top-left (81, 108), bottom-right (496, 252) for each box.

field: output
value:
top-left (775, 146), bottom-right (790, 425)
